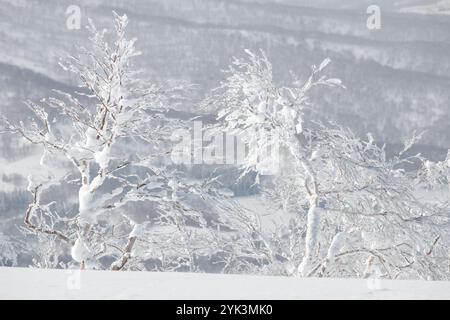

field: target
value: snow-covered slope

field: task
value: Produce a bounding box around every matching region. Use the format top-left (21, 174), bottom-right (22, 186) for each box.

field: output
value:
top-left (1, 267), bottom-right (449, 299)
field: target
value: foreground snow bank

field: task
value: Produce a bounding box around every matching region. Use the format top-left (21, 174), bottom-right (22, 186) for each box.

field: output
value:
top-left (1, 267), bottom-right (449, 300)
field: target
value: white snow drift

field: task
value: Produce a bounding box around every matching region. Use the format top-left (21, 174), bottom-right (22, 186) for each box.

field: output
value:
top-left (1, 267), bottom-right (449, 300)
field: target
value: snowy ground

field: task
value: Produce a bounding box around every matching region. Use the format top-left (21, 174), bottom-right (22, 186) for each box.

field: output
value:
top-left (1, 267), bottom-right (449, 300)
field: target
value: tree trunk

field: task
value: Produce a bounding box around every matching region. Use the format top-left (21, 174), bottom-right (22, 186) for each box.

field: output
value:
top-left (298, 160), bottom-right (320, 277)
top-left (298, 192), bottom-right (319, 276)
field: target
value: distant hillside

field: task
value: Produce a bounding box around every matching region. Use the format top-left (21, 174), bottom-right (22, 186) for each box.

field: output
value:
top-left (1, 0), bottom-right (449, 151)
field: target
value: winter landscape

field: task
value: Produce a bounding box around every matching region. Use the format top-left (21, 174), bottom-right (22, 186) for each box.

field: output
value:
top-left (1, 0), bottom-right (450, 300)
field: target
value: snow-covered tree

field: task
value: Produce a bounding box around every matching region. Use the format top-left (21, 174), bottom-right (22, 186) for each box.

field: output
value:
top-left (0, 12), bottom-right (161, 269)
top-left (0, 13), bottom-right (249, 272)
top-left (210, 50), bottom-right (343, 276)
top-left (210, 50), bottom-right (450, 280)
